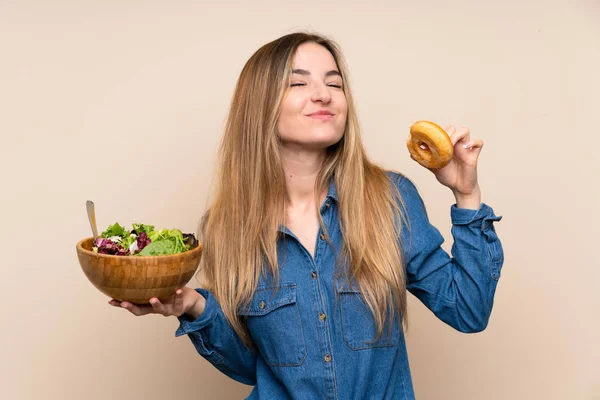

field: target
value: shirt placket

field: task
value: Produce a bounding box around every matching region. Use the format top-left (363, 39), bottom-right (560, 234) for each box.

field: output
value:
top-left (310, 199), bottom-right (338, 400)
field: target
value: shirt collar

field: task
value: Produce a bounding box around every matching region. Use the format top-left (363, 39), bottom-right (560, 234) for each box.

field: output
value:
top-left (325, 176), bottom-right (339, 203)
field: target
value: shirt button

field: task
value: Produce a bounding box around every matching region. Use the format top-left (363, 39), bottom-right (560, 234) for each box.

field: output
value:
top-left (324, 354), bottom-right (331, 362)
top-left (259, 301), bottom-right (266, 309)
top-left (319, 313), bottom-right (326, 321)
top-left (325, 201), bottom-right (331, 208)
top-left (311, 271), bottom-right (317, 279)
top-left (320, 233), bottom-right (325, 240)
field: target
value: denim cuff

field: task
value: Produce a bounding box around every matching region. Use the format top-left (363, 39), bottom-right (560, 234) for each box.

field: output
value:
top-left (175, 288), bottom-right (218, 337)
top-left (451, 202), bottom-right (504, 280)
top-left (451, 202), bottom-right (502, 235)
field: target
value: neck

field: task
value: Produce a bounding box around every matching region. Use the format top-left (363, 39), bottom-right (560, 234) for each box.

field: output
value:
top-left (281, 145), bottom-right (327, 211)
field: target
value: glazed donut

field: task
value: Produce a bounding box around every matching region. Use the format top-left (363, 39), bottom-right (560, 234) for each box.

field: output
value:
top-left (406, 120), bottom-right (454, 169)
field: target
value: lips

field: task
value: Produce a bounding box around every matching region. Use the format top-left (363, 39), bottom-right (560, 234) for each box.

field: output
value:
top-left (307, 110), bottom-right (335, 121)
top-left (307, 110), bottom-right (334, 117)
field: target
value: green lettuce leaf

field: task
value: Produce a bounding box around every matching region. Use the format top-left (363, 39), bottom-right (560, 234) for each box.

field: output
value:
top-left (132, 223), bottom-right (154, 234)
top-left (148, 228), bottom-right (169, 242)
top-left (100, 222), bottom-right (126, 238)
top-left (139, 238), bottom-right (177, 256)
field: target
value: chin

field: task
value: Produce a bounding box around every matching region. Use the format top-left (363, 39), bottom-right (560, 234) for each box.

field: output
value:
top-left (313, 127), bottom-right (344, 145)
top-left (279, 128), bottom-right (344, 150)
top-left (308, 133), bottom-right (343, 150)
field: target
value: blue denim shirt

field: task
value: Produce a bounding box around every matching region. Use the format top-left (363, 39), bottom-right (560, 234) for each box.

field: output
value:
top-left (175, 171), bottom-right (504, 399)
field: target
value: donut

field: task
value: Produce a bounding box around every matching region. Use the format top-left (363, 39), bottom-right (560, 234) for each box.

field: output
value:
top-left (406, 120), bottom-right (454, 169)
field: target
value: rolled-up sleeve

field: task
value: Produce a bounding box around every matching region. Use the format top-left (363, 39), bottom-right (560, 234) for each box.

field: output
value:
top-left (396, 174), bottom-right (504, 333)
top-left (175, 289), bottom-right (257, 385)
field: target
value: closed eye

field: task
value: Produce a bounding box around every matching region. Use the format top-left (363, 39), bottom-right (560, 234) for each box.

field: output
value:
top-left (290, 83), bottom-right (343, 88)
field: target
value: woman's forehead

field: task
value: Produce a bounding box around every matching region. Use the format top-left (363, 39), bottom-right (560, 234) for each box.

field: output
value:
top-left (291, 43), bottom-right (338, 72)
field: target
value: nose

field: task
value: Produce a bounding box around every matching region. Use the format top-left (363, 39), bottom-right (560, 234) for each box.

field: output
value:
top-left (310, 82), bottom-right (331, 104)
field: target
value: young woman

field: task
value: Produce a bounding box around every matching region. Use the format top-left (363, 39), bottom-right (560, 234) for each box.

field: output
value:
top-left (110, 32), bottom-right (504, 399)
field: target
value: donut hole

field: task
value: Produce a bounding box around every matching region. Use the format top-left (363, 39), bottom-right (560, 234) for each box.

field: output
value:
top-left (419, 142), bottom-right (430, 151)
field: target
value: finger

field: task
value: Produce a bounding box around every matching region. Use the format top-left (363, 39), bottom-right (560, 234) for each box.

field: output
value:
top-left (121, 301), bottom-right (154, 316)
top-left (445, 125), bottom-right (456, 143)
top-left (471, 138), bottom-right (484, 148)
top-left (109, 299), bottom-right (121, 307)
top-left (174, 289), bottom-right (184, 311)
top-left (450, 126), bottom-right (470, 147)
top-left (463, 138), bottom-right (484, 151)
top-left (149, 298), bottom-right (167, 316)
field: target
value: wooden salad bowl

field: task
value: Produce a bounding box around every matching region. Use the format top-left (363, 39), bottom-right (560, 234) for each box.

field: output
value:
top-left (76, 237), bottom-right (202, 304)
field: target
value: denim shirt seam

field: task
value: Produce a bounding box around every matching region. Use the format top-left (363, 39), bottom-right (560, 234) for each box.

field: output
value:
top-left (488, 240), bottom-right (503, 281)
top-left (410, 282), bottom-right (456, 306)
top-left (195, 335), bottom-right (255, 384)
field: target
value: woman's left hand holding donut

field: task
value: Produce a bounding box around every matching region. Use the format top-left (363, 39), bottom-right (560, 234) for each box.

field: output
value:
top-left (431, 125), bottom-right (483, 210)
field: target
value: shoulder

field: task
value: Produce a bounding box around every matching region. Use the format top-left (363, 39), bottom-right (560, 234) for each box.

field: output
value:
top-left (383, 170), bottom-right (432, 233)
top-left (384, 170), bottom-right (421, 198)
top-left (383, 169), bottom-right (429, 221)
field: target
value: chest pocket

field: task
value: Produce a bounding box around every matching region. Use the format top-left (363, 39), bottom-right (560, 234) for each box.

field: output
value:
top-left (336, 280), bottom-right (399, 350)
top-left (238, 283), bottom-right (306, 367)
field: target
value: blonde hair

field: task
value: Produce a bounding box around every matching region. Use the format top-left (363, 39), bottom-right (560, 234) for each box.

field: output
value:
top-left (197, 32), bottom-right (409, 349)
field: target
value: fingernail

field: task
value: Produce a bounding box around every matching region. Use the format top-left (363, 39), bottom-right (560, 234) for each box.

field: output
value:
top-left (150, 299), bottom-right (157, 305)
top-left (121, 304), bottom-right (128, 309)
top-left (463, 142), bottom-right (471, 149)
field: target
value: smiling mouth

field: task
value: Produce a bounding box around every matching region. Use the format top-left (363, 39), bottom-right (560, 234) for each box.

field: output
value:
top-left (308, 114), bottom-right (334, 121)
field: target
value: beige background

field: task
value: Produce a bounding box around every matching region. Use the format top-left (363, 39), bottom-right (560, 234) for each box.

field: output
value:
top-left (1, 0), bottom-right (598, 399)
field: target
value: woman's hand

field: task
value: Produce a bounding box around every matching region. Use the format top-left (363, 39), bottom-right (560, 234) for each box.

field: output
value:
top-left (413, 125), bottom-right (483, 209)
top-left (109, 286), bottom-right (205, 319)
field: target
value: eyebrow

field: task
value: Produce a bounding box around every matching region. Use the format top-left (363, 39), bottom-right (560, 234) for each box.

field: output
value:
top-left (292, 69), bottom-right (342, 78)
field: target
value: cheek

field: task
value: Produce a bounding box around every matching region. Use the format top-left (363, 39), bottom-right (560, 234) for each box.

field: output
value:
top-left (277, 108), bottom-right (295, 135)
top-left (281, 93), bottom-right (305, 114)
top-left (339, 97), bottom-right (348, 116)
top-left (278, 98), bottom-right (304, 132)
top-left (337, 101), bottom-right (348, 129)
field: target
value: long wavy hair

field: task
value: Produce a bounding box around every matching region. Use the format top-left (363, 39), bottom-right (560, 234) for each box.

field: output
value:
top-left (197, 32), bottom-right (409, 349)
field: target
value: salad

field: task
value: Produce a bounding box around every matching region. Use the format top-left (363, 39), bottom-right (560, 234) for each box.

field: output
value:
top-left (93, 222), bottom-right (199, 256)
